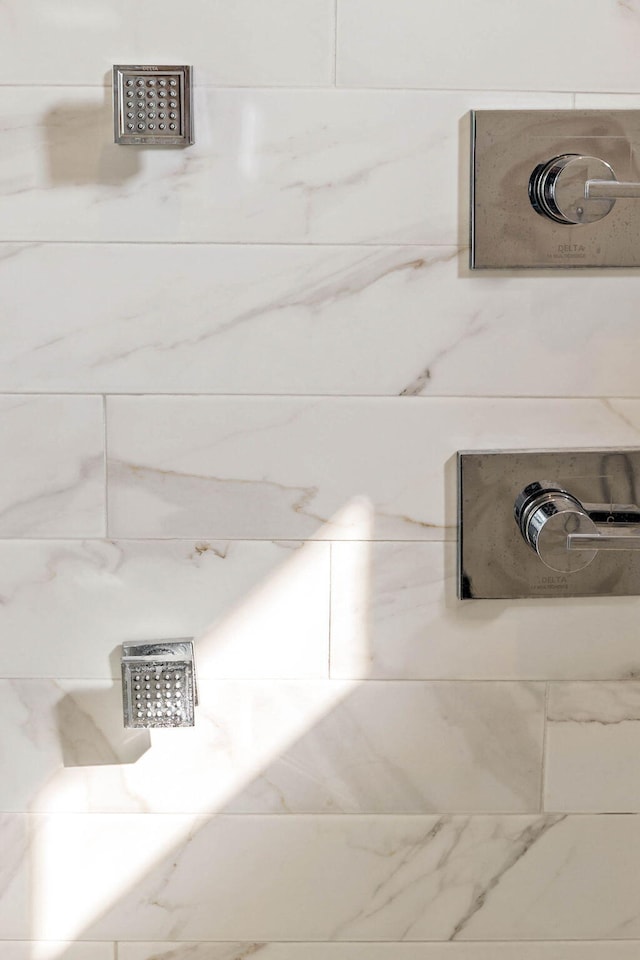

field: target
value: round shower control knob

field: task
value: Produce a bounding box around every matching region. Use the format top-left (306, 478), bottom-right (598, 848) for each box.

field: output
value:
top-left (514, 481), bottom-right (599, 573)
top-left (529, 154), bottom-right (617, 225)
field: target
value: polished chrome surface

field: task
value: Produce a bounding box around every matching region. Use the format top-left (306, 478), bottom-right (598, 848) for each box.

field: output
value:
top-left (471, 110), bottom-right (640, 268)
top-left (586, 179), bottom-right (640, 200)
top-left (568, 530), bottom-right (640, 550)
top-left (512, 480), bottom-right (640, 573)
top-left (529, 155), bottom-right (617, 225)
top-left (113, 65), bottom-right (193, 146)
top-left (458, 449), bottom-right (640, 599)
top-left (514, 483), bottom-right (598, 573)
top-left (121, 639), bottom-right (197, 728)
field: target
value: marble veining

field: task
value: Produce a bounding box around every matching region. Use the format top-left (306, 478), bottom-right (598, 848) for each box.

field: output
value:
top-left (0, 396), bottom-right (104, 537)
top-left (330, 542), bottom-right (640, 680)
top-left (0, 89), bottom-right (570, 245)
top-left (0, 539), bottom-right (329, 679)
top-left (107, 397), bottom-right (640, 540)
top-left (20, 814), bottom-right (640, 942)
top-left (2, 0), bottom-right (640, 954)
top-left (11, 243), bottom-right (640, 398)
top-left (545, 682), bottom-right (640, 812)
top-left (0, 679), bottom-right (543, 814)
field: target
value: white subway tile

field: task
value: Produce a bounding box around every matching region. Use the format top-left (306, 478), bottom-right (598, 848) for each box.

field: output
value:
top-left (338, 0), bottom-right (640, 92)
top-left (108, 396), bottom-right (640, 540)
top-left (0, 89), bottom-right (569, 245)
top-left (330, 542), bottom-right (640, 680)
top-left (0, 396), bottom-right (104, 537)
top-left (546, 682), bottom-right (640, 812)
top-left (0, 946), bottom-right (113, 960)
top-left (0, 679), bottom-right (543, 814)
top-left (0, 0), bottom-right (334, 86)
top-left (9, 813), bottom-right (640, 941)
top-left (7, 245), bottom-right (640, 397)
top-left (0, 540), bottom-right (329, 679)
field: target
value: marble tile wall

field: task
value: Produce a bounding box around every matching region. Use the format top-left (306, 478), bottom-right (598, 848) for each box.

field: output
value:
top-left (2, 1), bottom-right (640, 957)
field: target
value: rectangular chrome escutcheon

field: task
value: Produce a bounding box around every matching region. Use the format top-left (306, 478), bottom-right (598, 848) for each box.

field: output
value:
top-left (471, 110), bottom-right (640, 268)
top-left (458, 448), bottom-right (640, 599)
top-left (113, 64), bottom-right (193, 146)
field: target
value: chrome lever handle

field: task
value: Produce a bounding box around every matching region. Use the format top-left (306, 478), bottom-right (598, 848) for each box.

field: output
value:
top-left (585, 179), bottom-right (640, 200)
top-left (568, 529), bottom-right (640, 551)
top-left (514, 482), bottom-right (640, 574)
top-left (529, 154), bottom-right (640, 225)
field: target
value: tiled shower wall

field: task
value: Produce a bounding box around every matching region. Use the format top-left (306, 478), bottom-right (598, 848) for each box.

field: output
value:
top-left (2, 1), bottom-right (640, 957)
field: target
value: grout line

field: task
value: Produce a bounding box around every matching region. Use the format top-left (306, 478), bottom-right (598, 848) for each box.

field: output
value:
top-left (0, 537), bottom-right (454, 543)
top-left (12, 812), bottom-right (640, 820)
top-left (113, 941), bottom-right (119, 960)
top-left (102, 395), bottom-right (109, 538)
top-left (327, 542), bottom-right (333, 678)
top-left (50, 940), bottom-right (640, 948)
top-left (0, 392), bottom-right (639, 400)
top-left (80, 939), bottom-right (640, 945)
top-left (0, 81), bottom-right (589, 94)
top-left (8, 676), bottom-right (639, 685)
top-left (69, 939), bottom-right (640, 946)
top-left (333, 0), bottom-right (339, 85)
top-left (540, 681), bottom-right (550, 813)
top-left (0, 240), bottom-right (460, 248)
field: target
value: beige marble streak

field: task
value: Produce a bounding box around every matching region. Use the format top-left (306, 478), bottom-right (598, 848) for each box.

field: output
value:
top-left (0, 539), bottom-right (329, 679)
top-left (117, 946), bottom-right (640, 960)
top-left (0, 89), bottom-right (570, 245)
top-left (0, 679), bottom-right (543, 815)
top-left (107, 397), bottom-right (640, 541)
top-left (0, 396), bottom-right (104, 537)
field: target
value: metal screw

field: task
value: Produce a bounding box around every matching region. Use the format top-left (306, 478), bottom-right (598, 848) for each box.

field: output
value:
top-left (158, 123), bottom-right (165, 130)
top-left (169, 123), bottom-right (176, 130)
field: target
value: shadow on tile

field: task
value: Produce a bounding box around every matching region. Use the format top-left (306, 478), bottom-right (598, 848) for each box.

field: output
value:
top-left (57, 683), bottom-right (150, 766)
top-left (43, 74), bottom-right (140, 186)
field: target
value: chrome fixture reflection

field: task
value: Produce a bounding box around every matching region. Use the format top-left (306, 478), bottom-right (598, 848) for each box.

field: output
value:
top-left (458, 449), bottom-right (640, 599)
top-left (529, 154), bottom-right (640, 225)
top-left (514, 481), bottom-right (640, 573)
top-left (121, 640), bottom-right (198, 728)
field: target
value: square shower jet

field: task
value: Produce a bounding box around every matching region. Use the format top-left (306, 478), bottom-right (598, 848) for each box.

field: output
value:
top-left (113, 64), bottom-right (193, 146)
